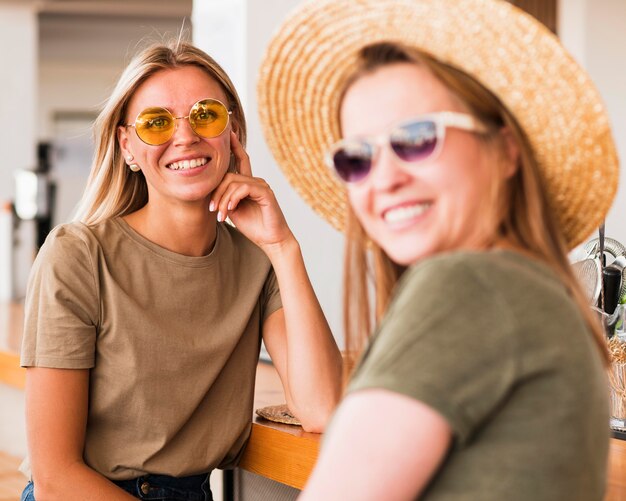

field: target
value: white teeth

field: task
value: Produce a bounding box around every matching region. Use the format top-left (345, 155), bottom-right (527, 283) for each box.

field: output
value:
top-left (167, 157), bottom-right (208, 170)
top-left (383, 203), bottom-right (431, 224)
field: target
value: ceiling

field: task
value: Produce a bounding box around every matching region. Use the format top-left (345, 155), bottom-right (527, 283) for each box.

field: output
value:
top-left (1, 0), bottom-right (192, 19)
top-left (0, 0), bottom-right (194, 63)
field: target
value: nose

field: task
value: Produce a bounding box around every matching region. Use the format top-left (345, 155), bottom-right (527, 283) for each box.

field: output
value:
top-left (172, 116), bottom-right (200, 146)
top-left (368, 143), bottom-right (412, 192)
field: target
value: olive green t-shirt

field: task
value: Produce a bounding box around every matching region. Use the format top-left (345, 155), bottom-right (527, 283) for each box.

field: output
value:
top-left (20, 218), bottom-right (282, 480)
top-left (348, 250), bottom-right (609, 500)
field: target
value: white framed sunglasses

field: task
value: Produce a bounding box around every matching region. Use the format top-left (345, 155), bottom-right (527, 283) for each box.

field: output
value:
top-left (325, 111), bottom-right (487, 184)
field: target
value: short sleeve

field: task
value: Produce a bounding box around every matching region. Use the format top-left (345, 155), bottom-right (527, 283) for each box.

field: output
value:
top-left (347, 257), bottom-right (519, 445)
top-left (260, 266), bottom-right (282, 322)
top-left (20, 225), bottom-right (100, 369)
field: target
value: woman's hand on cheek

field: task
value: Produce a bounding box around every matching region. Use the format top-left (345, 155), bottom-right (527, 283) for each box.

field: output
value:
top-left (209, 131), bottom-right (294, 252)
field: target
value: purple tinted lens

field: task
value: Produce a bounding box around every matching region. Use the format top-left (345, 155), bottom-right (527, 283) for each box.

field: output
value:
top-left (333, 143), bottom-right (373, 183)
top-left (391, 120), bottom-right (438, 162)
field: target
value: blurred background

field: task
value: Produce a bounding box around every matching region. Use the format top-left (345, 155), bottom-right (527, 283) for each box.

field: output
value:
top-left (0, 0), bottom-right (624, 492)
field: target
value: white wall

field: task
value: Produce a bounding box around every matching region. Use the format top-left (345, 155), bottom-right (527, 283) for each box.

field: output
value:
top-left (0, 4), bottom-right (37, 201)
top-left (0, 4), bottom-right (38, 299)
top-left (559, 0), bottom-right (626, 245)
top-left (586, 0), bottom-right (626, 242)
top-left (192, 0), bottom-right (247, 109)
top-left (246, 1), bottom-right (346, 347)
top-left (193, 0), bottom-right (346, 347)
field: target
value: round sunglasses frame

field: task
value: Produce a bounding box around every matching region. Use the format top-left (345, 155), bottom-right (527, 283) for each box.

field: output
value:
top-left (325, 111), bottom-right (487, 184)
top-left (124, 98), bottom-right (233, 146)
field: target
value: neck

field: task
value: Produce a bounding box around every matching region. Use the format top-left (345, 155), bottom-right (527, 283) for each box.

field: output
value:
top-left (123, 201), bottom-right (218, 257)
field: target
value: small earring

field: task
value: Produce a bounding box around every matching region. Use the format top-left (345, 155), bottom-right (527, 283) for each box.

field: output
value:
top-left (129, 164), bottom-right (141, 172)
top-left (126, 155), bottom-right (133, 162)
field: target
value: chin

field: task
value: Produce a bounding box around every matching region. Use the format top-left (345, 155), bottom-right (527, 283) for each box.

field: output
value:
top-left (174, 191), bottom-right (212, 204)
top-left (364, 219), bottom-right (438, 266)
top-left (382, 242), bottom-right (437, 267)
top-left (386, 252), bottom-right (421, 267)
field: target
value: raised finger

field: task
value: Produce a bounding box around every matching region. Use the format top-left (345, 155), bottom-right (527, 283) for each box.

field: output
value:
top-left (230, 131), bottom-right (253, 177)
top-left (224, 184), bottom-right (256, 214)
top-left (217, 182), bottom-right (250, 222)
top-left (209, 172), bottom-right (236, 213)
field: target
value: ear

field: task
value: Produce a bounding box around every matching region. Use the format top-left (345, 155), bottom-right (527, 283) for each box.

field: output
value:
top-left (117, 125), bottom-right (132, 162)
top-left (498, 126), bottom-right (520, 179)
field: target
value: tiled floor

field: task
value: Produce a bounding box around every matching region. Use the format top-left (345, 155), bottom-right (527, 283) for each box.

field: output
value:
top-left (0, 451), bottom-right (23, 501)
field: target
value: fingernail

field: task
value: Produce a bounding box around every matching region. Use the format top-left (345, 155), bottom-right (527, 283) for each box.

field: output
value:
top-left (227, 202), bottom-right (232, 211)
top-left (209, 201), bottom-right (215, 212)
top-left (217, 211), bottom-right (223, 222)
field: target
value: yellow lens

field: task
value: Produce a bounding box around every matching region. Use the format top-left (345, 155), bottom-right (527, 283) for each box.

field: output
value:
top-left (135, 107), bottom-right (175, 145)
top-left (189, 99), bottom-right (229, 138)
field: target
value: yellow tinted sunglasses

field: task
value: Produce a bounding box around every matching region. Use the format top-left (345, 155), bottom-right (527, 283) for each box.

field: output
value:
top-left (124, 98), bottom-right (232, 146)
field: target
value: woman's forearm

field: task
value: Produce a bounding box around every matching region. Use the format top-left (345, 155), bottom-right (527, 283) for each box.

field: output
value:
top-left (33, 461), bottom-right (136, 501)
top-left (264, 236), bottom-right (343, 431)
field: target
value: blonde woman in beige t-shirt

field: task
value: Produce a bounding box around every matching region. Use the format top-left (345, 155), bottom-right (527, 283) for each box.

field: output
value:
top-left (20, 41), bottom-right (342, 501)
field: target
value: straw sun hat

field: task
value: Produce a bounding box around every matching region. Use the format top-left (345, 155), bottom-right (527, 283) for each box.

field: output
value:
top-left (257, 0), bottom-right (619, 249)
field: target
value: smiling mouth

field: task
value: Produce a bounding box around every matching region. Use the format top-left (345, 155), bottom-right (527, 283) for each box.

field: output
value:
top-left (383, 203), bottom-right (432, 224)
top-left (166, 157), bottom-right (209, 170)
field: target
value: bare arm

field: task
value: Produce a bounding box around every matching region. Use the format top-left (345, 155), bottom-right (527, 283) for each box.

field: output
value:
top-left (261, 239), bottom-right (343, 432)
top-left (211, 132), bottom-right (342, 432)
top-left (299, 389), bottom-right (452, 500)
top-left (26, 368), bottom-right (136, 501)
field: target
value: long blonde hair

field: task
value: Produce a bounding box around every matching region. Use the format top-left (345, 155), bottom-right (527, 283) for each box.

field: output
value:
top-left (342, 43), bottom-right (608, 367)
top-left (73, 40), bottom-right (246, 225)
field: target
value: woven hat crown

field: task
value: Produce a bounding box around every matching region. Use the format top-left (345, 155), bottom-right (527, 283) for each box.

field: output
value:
top-left (257, 0), bottom-right (619, 249)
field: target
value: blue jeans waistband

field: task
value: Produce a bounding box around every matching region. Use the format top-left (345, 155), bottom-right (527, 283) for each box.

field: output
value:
top-left (112, 472), bottom-right (212, 500)
top-left (22, 472), bottom-right (212, 501)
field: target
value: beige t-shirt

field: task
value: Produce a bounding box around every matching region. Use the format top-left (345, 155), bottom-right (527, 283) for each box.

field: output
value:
top-left (21, 218), bottom-right (282, 480)
top-left (348, 250), bottom-right (609, 501)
